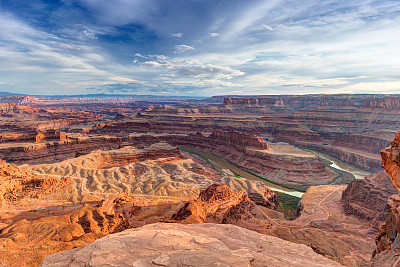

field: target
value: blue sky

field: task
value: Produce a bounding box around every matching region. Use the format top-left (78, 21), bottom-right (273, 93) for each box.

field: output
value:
top-left (0, 0), bottom-right (399, 96)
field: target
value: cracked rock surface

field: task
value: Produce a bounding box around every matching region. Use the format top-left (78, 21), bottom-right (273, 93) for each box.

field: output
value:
top-left (41, 222), bottom-right (343, 267)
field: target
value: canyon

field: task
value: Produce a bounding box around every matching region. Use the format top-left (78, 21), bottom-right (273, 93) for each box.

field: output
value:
top-left (0, 94), bottom-right (399, 266)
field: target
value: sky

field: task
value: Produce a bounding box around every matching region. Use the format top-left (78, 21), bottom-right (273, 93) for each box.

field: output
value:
top-left (0, 0), bottom-right (400, 96)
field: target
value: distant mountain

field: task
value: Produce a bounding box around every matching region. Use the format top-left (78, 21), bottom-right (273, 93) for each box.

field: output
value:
top-left (0, 91), bottom-right (29, 96)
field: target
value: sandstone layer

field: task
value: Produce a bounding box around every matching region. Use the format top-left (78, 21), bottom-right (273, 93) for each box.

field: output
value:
top-left (22, 143), bottom-right (220, 200)
top-left (40, 222), bottom-right (343, 267)
top-left (0, 130), bottom-right (339, 191)
top-left (0, 194), bottom-right (132, 267)
top-left (342, 172), bottom-right (396, 224)
top-left (372, 130), bottom-right (400, 265)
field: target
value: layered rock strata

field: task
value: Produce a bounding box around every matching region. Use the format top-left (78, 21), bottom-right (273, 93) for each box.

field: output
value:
top-left (342, 172), bottom-right (396, 223)
top-left (0, 131), bottom-right (337, 191)
top-left (0, 160), bottom-right (72, 206)
top-left (372, 130), bottom-right (400, 265)
top-left (0, 194), bottom-right (131, 267)
top-left (210, 130), bottom-right (269, 150)
top-left (170, 183), bottom-right (278, 224)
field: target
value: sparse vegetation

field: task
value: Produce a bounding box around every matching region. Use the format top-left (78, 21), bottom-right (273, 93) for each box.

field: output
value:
top-left (241, 168), bottom-right (308, 192)
top-left (179, 147), bottom-right (214, 166)
top-left (275, 191), bottom-right (301, 220)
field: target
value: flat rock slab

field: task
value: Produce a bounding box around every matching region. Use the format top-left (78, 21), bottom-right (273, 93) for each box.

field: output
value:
top-left (41, 222), bottom-right (343, 267)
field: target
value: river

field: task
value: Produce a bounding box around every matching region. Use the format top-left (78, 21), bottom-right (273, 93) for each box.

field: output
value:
top-left (307, 150), bottom-right (374, 179)
top-left (182, 147), bottom-right (304, 198)
top-left (183, 147), bottom-right (375, 199)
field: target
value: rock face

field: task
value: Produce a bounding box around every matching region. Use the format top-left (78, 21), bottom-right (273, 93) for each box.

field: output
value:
top-left (372, 130), bottom-right (400, 265)
top-left (210, 130), bottom-right (269, 150)
top-left (0, 102), bottom-right (39, 114)
top-left (248, 186), bottom-right (279, 209)
top-left (381, 130), bottom-right (400, 193)
top-left (342, 172), bottom-right (396, 223)
top-left (40, 222), bottom-right (343, 267)
top-left (373, 194), bottom-right (400, 265)
top-left (222, 94), bottom-right (369, 111)
top-left (0, 160), bottom-right (72, 205)
top-left (362, 96), bottom-right (400, 110)
top-left (0, 194), bottom-right (131, 267)
top-left (170, 184), bottom-right (275, 224)
top-left (35, 129), bottom-right (69, 143)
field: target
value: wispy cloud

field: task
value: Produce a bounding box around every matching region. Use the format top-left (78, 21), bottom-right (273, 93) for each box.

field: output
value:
top-left (171, 32), bottom-right (183, 38)
top-left (1, 0), bottom-right (400, 95)
top-left (174, 44), bottom-right (195, 53)
top-left (261, 24), bottom-right (273, 31)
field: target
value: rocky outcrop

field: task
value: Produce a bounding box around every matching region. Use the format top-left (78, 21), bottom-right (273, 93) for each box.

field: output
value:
top-left (210, 130), bottom-right (269, 150)
top-left (35, 130), bottom-right (69, 143)
top-left (372, 130), bottom-right (400, 265)
top-left (0, 102), bottom-right (39, 115)
top-left (40, 223), bottom-right (343, 267)
top-left (248, 186), bottom-right (279, 209)
top-left (381, 130), bottom-right (400, 193)
top-left (0, 160), bottom-right (72, 205)
top-left (372, 194), bottom-right (400, 265)
top-left (0, 102), bottom-right (18, 113)
top-left (170, 184), bottom-right (253, 223)
top-left (0, 194), bottom-right (131, 267)
top-left (342, 172), bottom-right (396, 223)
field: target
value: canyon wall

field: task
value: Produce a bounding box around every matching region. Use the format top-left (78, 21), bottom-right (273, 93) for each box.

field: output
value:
top-left (209, 130), bottom-right (269, 150)
top-left (0, 130), bottom-right (338, 191)
top-left (362, 96), bottom-right (400, 110)
top-left (222, 94), bottom-right (377, 110)
top-left (342, 172), bottom-right (396, 223)
top-left (372, 130), bottom-right (400, 265)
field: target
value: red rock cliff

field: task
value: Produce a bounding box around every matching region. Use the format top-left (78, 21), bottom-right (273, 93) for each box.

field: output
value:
top-left (362, 96), bottom-right (400, 110)
top-left (209, 130), bottom-right (269, 150)
top-left (372, 130), bottom-right (400, 265)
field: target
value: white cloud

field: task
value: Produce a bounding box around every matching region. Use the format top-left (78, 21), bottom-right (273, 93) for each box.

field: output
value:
top-left (139, 61), bottom-right (163, 68)
top-left (261, 24), bottom-right (273, 31)
top-left (82, 29), bottom-right (97, 39)
top-left (209, 32), bottom-right (220, 37)
top-left (134, 54), bottom-right (244, 90)
top-left (174, 44), bottom-right (195, 53)
top-left (54, 42), bottom-right (81, 50)
top-left (171, 32), bottom-right (183, 38)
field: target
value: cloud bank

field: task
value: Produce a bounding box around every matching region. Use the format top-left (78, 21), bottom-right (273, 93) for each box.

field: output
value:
top-left (0, 0), bottom-right (399, 95)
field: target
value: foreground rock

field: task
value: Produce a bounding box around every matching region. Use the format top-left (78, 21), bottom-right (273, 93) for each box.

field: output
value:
top-left (172, 184), bottom-right (374, 266)
top-left (40, 222), bottom-right (343, 267)
top-left (373, 130), bottom-right (400, 265)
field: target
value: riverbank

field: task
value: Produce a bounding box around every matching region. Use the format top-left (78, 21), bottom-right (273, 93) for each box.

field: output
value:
top-left (302, 149), bottom-right (374, 179)
top-left (179, 147), bottom-right (304, 197)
